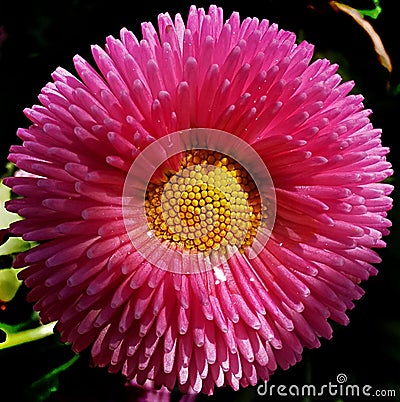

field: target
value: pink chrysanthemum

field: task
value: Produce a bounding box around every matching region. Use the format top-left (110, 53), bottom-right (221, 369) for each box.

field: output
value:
top-left (5, 4), bottom-right (393, 395)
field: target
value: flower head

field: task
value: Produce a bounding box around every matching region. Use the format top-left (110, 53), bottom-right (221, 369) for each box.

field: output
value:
top-left (5, 4), bottom-right (393, 395)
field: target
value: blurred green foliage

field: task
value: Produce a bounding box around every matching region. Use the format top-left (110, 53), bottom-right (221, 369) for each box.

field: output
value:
top-left (357, 0), bottom-right (382, 19)
top-left (0, 0), bottom-right (399, 401)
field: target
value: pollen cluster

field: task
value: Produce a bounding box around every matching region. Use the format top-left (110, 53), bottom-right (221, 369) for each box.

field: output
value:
top-left (145, 150), bottom-right (261, 254)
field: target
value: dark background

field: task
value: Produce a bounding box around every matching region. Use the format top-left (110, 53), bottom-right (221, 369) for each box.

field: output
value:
top-left (0, 0), bottom-right (399, 401)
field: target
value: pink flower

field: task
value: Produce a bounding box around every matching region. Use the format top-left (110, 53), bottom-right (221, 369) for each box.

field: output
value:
top-left (5, 4), bottom-right (393, 396)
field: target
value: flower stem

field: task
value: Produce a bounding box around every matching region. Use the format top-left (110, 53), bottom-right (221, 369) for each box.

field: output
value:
top-left (0, 321), bottom-right (56, 349)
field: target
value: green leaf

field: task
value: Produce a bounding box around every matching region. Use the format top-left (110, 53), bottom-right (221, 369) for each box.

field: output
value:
top-left (357, 0), bottom-right (382, 19)
top-left (390, 83), bottom-right (400, 97)
top-left (0, 268), bottom-right (22, 302)
top-left (0, 314), bottom-right (39, 334)
top-left (28, 354), bottom-right (80, 402)
top-left (0, 321), bottom-right (56, 349)
top-left (0, 179), bottom-right (21, 230)
top-left (0, 237), bottom-right (33, 256)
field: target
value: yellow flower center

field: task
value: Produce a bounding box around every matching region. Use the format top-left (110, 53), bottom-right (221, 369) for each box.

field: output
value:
top-left (145, 150), bottom-right (261, 254)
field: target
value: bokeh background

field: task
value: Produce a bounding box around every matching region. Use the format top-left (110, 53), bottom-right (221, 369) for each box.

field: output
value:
top-left (0, 0), bottom-right (399, 401)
